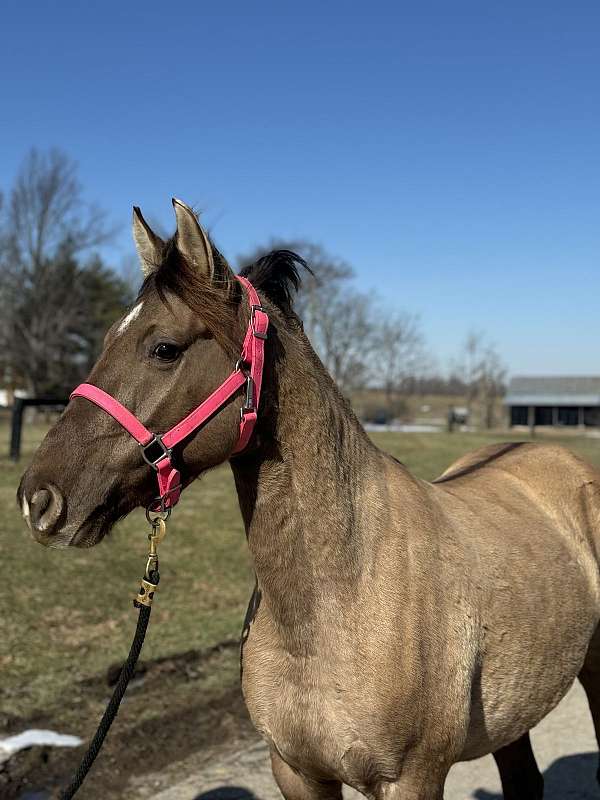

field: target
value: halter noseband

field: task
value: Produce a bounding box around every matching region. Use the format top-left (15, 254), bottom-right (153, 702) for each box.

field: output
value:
top-left (70, 275), bottom-right (269, 513)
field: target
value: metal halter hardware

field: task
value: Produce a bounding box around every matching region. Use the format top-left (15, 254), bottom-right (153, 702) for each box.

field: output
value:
top-left (140, 435), bottom-right (172, 469)
top-left (70, 276), bottom-right (269, 513)
top-left (250, 304), bottom-right (268, 339)
top-left (235, 358), bottom-right (256, 417)
top-left (243, 375), bottom-right (256, 413)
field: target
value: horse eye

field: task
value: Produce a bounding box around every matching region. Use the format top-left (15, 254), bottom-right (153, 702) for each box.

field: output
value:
top-left (152, 343), bottom-right (181, 362)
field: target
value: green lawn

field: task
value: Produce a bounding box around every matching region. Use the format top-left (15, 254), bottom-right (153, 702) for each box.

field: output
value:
top-left (2, 422), bottom-right (600, 723)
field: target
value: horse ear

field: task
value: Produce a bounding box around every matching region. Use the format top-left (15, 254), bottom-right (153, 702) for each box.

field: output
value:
top-left (132, 207), bottom-right (164, 276)
top-left (172, 198), bottom-right (215, 279)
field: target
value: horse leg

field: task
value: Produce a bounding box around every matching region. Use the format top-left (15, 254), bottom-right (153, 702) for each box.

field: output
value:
top-left (492, 732), bottom-right (544, 799)
top-left (579, 633), bottom-right (600, 788)
top-left (271, 747), bottom-right (448, 800)
top-left (374, 765), bottom-right (447, 800)
top-left (375, 779), bottom-right (445, 800)
top-left (270, 749), bottom-right (343, 800)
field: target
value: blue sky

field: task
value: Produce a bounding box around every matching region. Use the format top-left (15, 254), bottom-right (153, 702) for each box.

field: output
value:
top-left (1, 1), bottom-right (599, 376)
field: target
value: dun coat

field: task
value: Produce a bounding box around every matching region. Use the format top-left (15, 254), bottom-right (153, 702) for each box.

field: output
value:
top-left (19, 200), bottom-right (600, 800)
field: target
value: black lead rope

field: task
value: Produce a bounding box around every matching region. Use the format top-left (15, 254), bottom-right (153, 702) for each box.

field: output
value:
top-left (59, 592), bottom-right (154, 799)
top-left (59, 517), bottom-right (166, 799)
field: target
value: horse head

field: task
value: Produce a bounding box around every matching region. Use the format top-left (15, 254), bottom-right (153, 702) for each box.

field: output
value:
top-left (18, 199), bottom-right (303, 547)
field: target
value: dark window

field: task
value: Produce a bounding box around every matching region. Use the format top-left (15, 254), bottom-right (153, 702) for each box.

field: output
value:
top-left (558, 407), bottom-right (579, 426)
top-left (584, 407), bottom-right (600, 427)
top-left (510, 406), bottom-right (529, 426)
top-left (535, 407), bottom-right (553, 426)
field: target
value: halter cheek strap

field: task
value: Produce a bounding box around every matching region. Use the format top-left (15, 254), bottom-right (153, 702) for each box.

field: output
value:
top-left (70, 275), bottom-right (268, 512)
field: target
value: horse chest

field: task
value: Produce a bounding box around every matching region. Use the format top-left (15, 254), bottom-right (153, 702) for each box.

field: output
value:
top-left (240, 615), bottom-right (436, 787)
top-left (241, 625), bottom-right (369, 777)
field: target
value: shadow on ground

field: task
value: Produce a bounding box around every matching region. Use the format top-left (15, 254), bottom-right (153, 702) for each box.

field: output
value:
top-left (194, 789), bottom-right (257, 800)
top-left (189, 754), bottom-right (599, 800)
top-left (473, 752), bottom-right (598, 799)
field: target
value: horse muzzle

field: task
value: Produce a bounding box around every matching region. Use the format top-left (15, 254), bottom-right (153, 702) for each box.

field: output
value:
top-left (18, 478), bottom-right (67, 545)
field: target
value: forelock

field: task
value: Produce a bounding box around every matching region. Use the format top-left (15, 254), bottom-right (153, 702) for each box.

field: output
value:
top-left (139, 237), bottom-right (243, 355)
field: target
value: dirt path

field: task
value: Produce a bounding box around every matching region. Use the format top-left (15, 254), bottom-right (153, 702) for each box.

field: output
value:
top-left (6, 665), bottom-right (598, 799)
top-left (131, 682), bottom-right (599, 800)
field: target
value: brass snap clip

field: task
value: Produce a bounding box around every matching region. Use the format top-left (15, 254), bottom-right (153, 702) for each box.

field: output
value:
top-left (149, 517), bottom-right (167, 552)
top-left (134, 517), bottom-right (168, 609)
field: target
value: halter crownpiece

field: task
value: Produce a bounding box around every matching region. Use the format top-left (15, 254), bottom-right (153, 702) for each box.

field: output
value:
top-left (70, 275), bottom-right (269, 512)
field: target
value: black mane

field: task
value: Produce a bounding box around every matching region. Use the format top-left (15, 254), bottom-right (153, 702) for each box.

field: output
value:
top-left (239, 250), bottom-right (312, 316)
top-left (140, 244), bottom-right (312, 354)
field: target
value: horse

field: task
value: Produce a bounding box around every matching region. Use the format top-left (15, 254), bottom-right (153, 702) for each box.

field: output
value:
top-left (18, 198), bottom-right (600, 800)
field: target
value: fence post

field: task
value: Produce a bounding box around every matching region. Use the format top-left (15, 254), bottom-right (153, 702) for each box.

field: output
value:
top-left (10, 398), bottom-right (25, 461)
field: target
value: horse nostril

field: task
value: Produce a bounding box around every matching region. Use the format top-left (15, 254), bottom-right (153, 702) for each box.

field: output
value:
top-left (29, 484), bottom-right (64, 533)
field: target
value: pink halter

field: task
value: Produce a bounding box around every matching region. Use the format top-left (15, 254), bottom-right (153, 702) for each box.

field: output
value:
top-left (70, 276), bottom-right (269, 512)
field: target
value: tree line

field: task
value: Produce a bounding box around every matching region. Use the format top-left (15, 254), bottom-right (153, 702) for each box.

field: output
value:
top-left (0, 149), bottom-right (132, 397)
top-left (0, 148), bottom-right (506, 427)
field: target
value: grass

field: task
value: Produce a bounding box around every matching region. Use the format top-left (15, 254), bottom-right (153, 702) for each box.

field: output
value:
top-left (2, 421), bottom-right (600, 724)
top-left (1, 422), bottom-right (252, 722)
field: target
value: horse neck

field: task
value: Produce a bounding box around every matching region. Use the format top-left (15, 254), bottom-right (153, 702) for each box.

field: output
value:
top-left (230, 326), bottom-right (385, 650)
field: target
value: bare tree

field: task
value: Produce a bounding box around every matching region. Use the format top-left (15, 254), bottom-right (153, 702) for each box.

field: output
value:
top-left (311, 288), bottom-right (377, 394)
top-left (477, 344), bottom-right (507, 429)
top-left (8, 148), bottom-right (112, 266)
top-left (0, 149), bottom-right (127, 396)
top-left (371, 311), bottom-right (426, 416)
top-left (452, 330), bottom-right (482, 419)
top-left (452, 332), bottom-right (506, 429)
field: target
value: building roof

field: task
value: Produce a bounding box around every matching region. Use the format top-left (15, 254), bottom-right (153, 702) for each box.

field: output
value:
top-left (505, 376), bottom-right (600, 406)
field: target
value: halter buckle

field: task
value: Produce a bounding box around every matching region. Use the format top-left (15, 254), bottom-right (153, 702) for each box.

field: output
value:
top-left (235, 361), bottom-right (255, 411)
top-left (251, 305), bottom-right (268, 339)
top-left (140, 434), bottom-right (171, 470)
top-left (243, 374), bottom-right (255, 411)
